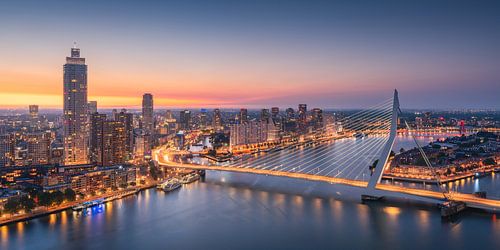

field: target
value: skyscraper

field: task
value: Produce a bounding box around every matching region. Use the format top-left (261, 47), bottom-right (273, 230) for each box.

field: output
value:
top-left (142, 94), bottom-right (154, 133)
top-left (63, 46), bottom-right (89, 165)
top-left (142, 93), bottom-right (154, 158)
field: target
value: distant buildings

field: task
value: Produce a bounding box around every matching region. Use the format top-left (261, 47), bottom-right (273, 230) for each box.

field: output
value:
top-left (199, 109), bottom-right (208, 129)
top-left (87, 101), bottom-right (97, 114)
top-left (212, 109), bottom-right (222, 131)
top-left (63, 46), bottom-right (89, 165)
top-left (271, 107), bottom-right (279, 119)
top-left (29, 105), bottom-right (38, 119)
top-left (298, 104), bottom-right (307, 131)
top-left (311, 108), bottom-right (323, 129)
top-left (179, 110), bottom-right (191, 130)
top-left (239, 108), bottom-right (248, 124)
top-left (260, 109), bottom-right (270, 123)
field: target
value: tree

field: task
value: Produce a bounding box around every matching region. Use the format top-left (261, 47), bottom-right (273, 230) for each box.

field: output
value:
top-left (64, 188), bottom-right (76, 202)
top-left (3, 198), bottom-right (20, 214)
top-left (483, 158), bottom-right (496, 166)
top-left (400, 148), bottom-right (405, 153)
top-left (19, 196), bottom-right (36, 213)
top-left (52, 191), bottom-right (65, 205)
top-left (37, 192), bottom-right (52, 207)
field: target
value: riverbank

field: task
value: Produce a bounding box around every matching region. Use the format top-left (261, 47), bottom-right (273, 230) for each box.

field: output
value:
top-left (0, 182), bottom-right (158, 227)
top-left (383, 167), bottom-right (500, 184)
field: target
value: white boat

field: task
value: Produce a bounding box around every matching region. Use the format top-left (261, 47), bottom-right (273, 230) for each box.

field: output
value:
top-left (163, 179), bottom-right (181, 192)
top-left (180, 173), bottom-right (200, 184)
top-left (72, 198), bottom-right (104, 211)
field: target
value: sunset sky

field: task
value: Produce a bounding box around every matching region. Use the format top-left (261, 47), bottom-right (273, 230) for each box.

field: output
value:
top-left (1, 0), bottom-right (499, 109)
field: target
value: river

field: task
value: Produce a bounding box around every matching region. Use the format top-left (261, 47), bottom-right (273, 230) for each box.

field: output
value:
top-left (1, 134), bottom-right (499, 249)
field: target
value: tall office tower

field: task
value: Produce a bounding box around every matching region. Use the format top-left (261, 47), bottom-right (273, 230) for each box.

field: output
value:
top-left (142, 93), bottom-right (154, 158)
top-left (271, 107), bottom-right (279, 119)
top-left (90, 113), bottom-right (107, 164)
top-left (199, 109), bottom-right (208, 129)
top-left (115, 111), bottom-right (134, 160)
top-left (87, 101), bottom-right (97, 114)
top-left (213, 109), bottom-right (222, 130)
top-left (298, 104), bottom-right (307, 131)
top-left (311, 108), bottom-right (323, 129)
top-left (260, 109), bottom-right (270, 123)
top-left (29, 105), bottom-right (39, 119)
top-left (63, 46), bottom-right (89, 165)
top-left (179, 110), bottom-right (191, 130)
top-left (239, 108), bottom-right (248, 124)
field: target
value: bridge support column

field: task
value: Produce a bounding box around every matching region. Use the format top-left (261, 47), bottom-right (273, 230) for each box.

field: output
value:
top-left (363, 90), bottom-right (400, 199)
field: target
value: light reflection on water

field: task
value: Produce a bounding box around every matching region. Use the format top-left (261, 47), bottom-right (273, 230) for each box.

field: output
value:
top-left (2, 173), bottom-right (499, 249)
top-left (2, 133), bottom-right (499, 249)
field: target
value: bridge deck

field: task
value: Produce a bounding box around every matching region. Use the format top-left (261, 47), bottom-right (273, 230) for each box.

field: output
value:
top-left (157, 161), bottom-right (500, 212)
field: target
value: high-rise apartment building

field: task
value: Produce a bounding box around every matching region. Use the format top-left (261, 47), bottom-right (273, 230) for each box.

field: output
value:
top-left (63, 46), bottom-right (89, 165)
top-left (115, 111), bottom-right (134, 160)
top-left (229, 120), bottom-right (270, 147)
top-left (90, 113), bottom-right (127, 166)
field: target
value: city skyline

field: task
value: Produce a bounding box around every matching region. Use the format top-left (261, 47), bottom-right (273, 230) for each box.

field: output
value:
top-left (1, 1), bottom-right (499, 109)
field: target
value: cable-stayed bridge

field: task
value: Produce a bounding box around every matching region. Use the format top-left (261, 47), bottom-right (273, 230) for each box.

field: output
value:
top-left (154, 90), bottom-right (500, 213)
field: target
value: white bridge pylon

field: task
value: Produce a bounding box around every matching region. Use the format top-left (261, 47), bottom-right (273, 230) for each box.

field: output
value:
top-left (367, 89), bottom-right (399, 190)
